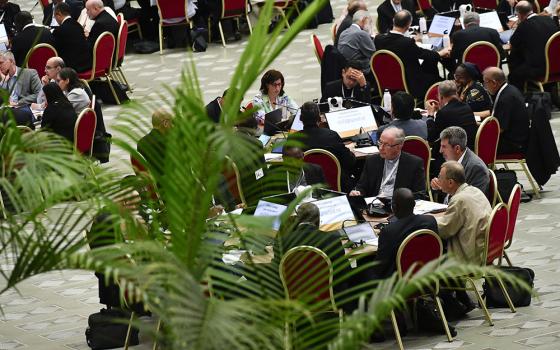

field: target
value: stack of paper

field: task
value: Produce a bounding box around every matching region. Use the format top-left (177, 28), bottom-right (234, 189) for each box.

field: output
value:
top-left (414, 200), bottom-right (448, 215)
top-left (354, 146), bottom-right (379, 155)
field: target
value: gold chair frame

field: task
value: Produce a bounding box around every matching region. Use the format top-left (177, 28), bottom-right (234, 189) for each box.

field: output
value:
top-left (474, 116), bottom-right (500, 169)
top-left (403, 136), bottom-right (433, 202)
top-left (370, 50), bottom-right (412, 99)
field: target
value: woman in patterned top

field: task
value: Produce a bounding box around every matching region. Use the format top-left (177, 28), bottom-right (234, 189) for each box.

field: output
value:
top-left (454, 63), bottom-right (492, 119)
top-left (252, 69), bottom-right (299, 123)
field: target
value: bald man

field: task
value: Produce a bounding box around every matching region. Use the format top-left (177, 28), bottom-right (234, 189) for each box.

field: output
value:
top-left (86, 0), bottom-right (119, 49)
top-left (137, 110), bottom-right (174, 178)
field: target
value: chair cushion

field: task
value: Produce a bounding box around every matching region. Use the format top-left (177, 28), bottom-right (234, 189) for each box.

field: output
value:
top-left (496, 153), bottom-right (524, 160)
top-left (77, 68), bottom-right (107, 79)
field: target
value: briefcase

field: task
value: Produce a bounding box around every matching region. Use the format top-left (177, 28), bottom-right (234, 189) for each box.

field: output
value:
top-left (483, 266), bottom-right (534, 308)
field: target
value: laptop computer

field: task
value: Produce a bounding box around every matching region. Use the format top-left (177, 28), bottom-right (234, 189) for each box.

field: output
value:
top-left (263, 109), bottom-right (283, 136)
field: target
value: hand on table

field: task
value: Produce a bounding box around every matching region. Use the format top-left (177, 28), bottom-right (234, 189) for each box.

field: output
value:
top-left (349, 190), bottom-right (361, 196)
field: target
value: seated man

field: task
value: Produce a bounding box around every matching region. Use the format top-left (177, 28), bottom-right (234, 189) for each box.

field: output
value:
top-left (281, 145), bottom-right (327, 192)
top-left (0, 51), bottom-right (42, 106)
top-left (373, 188), bottom-right (438, 279)
top-left (43, 0), bottom-right (83, 26)
top-left (376, 0), bottom-right (417, 34)
top-left (482, 67), bottom-right (530, 154)
top-left (374, 10), bottom-right (449, 101)
top-left (322, 61), bottom-right (371, 105)
top-left (35, 57), bottom-right (65, 107)
top-left (137, 109), bottom-right (173, 179)
top-left (0, 0), bottom-right (20, 39)
top-left (287, 102), bottom-right (357, 192)
top-left (53, 3), bottom-right (92, 73)
top-left (335, 0), bottom-right (367, 44)
top-left (337, 10), bottom-right (376, 76)
top-left (205, 89), bottom-right (227, 123)
top-left (426, 80), bottom-right (478, 151)
top-left (350, 126), bottom-right (426, 199)
top-left (431, 126), bottom-right (489, 197)
top-left (377, 91), bottom-right (427, 140)
top-left (11, 11), bottom-right (55, 67)
top-left (86, 0), bottom-right (119, 48)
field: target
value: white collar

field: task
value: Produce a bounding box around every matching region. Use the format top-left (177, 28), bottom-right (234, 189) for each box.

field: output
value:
top-left (22, 23), bottom-right (35, 31)
top-left (527, 13), bottom-right (537, 19)
top-left (390, 30), bottom-right (404, 35)
top-left (351, 23), bottom-right (362, 30)
top-left (458, 149), bottom-right (466, 164)
top-left (62, 16), bottom-right (71, 24)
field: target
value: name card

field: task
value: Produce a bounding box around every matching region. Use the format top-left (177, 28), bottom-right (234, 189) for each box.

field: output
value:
top-left (254, 200), bottom-right (287, 230)
top-left (325, 106), bottom-right (378, 138)
top-left (313, 195), bottom-right (356, 230)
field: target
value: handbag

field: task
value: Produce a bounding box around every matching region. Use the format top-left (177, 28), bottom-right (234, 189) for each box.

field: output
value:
top-left (85, 308), bottom-right (139, 350)
top-left (483, 266), bottom-right (534, 308)
top-left (92, 132), bottom-right (111, 164)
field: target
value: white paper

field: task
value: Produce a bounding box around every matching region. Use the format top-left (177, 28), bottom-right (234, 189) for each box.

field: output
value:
top-left (345, 223), bottom-right (377, 244)
top-left (312, 196), bottom-right (356, 226)
top-left (258, 134), bottom-right (271, 147)
top-left (325, 106), bottom-right (378, 138)
top-left (364, 197), bottom-right (384, 206)
top-left (479, 11), bottom-right (503, 32)
top-left (428, 15), bottom-right (455, 35)
top-left (254, 200), bottom-right (287, 230)
top-left (475, 115), bottom-right (482, 123)
top-left (264, 153), bottom-right (283, 162)
top-left (354, 146), bottom-right (379, 155)
top-left (290, 109), bottom-right (303, 132)
top-left (0, 24), bottom-right (7, 44)
top-left (413, 200), bottom-right (448, 215)
top-left (222, 250), bottom-right (246, 265)
top-left (416, 42), bottom-right (433, 50)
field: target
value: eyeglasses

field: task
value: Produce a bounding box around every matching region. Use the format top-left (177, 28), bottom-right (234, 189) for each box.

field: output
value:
top-left (45, 65), bottom-right (55, 70)
top-left (269, 82), bottom-right (282, 87)
top-left (377, 141), bottom-right (401, 148)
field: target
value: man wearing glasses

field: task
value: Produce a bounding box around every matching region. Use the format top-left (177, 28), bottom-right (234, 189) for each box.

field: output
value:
top-left (33, 56), bottom-right (65, 108)
top-left (349, 126), bottom-right (426, 199)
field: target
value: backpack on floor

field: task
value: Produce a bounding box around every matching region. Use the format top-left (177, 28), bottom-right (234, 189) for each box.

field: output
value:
top-left (85, 308), bottom-right (139, 350)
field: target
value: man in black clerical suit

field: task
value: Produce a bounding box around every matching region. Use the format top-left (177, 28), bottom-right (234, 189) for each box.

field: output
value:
top-left (52, 3), bottom-right (92, 73)
top-left (137, 109), bottom-right (173, 179)
top-left (508, 1), bottom-right (559, 90)
top-left (85, 0), bottom-right (119, 48)
top-left (350, 126), bottom-right (426, 199)
top-left (376, 0), bottom-right (417, 34)
top-left (281, 146), bottom-right (327, 191)
top-left (483, 67), bottom-right (530, 154)
top-left (287, 102), bottom-right (357, 192)
top-left (450, 12), bottom-right (505, 68)
top-left (43, 0), bottom-right (83, 26)
top-left (321, 61), bottom-right (371, 104)
top-left (0, 0), bottom-right (20, 39)
top-left (426, 80), bottom-right (478, 151)
top-left (12, 12), bottom-right (55, 67)
top-left (372, 188), bottom-right (438, 279)
top-left (374, 10), bottom-right (450, 101)
top-left (205, 89), bottom-right (226, 123)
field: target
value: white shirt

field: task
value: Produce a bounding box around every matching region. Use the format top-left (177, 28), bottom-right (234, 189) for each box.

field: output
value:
top-left (379, 155), bottom-right (400, 197)
top-left (545, 0), bottom-right (558, 14)
top-left (491, 83), bottom-right (508, 116)
top-left (391, 1), bottom-right (402, 13)
top-left (114, 0), bottom-right (126, 10)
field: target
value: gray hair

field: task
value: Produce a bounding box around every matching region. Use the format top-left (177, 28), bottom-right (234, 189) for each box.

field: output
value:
top-left (382, 126), bottom-right (406, 144)
top-left (87, 0), bottom-right (104, 9)
top-left (438, 80), bottom-right (458, 98)
top-left (0, 51), bottom-right (15, 63)
top-left (440, 126), bottom-right (467, 150)
top-left (441, 161), bottom-right (466, 184)
top-left (50, 56), bottom-right (65, 68)
top-left (463, 12), bottom-right (480, 26)
top-left (352, 10), bottom-right (370, 24)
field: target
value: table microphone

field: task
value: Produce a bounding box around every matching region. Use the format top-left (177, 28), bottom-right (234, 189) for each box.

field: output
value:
top-left (272, 101), bottom-right (300, 112)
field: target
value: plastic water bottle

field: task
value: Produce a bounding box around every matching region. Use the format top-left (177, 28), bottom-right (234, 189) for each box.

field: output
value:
top-left (422, 31), bottom-right (430, 44)
top-left (383, 89), bottom-right (391, 113)
top-left (419, 17), bottom-right (427, 34)
top-left (443, 33), bottom-right (451, 48)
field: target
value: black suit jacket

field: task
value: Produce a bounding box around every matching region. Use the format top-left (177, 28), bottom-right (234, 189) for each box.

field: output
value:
top-left (42, 0), bottom-right (83, 26)
top-left (88, 10), bottom-right (119, 49)
top-left (427, 98), bottom-right (478, 150)
top-left (355, 152), bottom-right (426, 198)
top-left (450, 25), bottom-right (505, 65)
top-left (509, 15), bottom-right (559, 76)
top-left (303, 163), bottom-right (327, 186)
top-left (12, 25), bottom-right (55, 67)
top-left (493, 84), bottom-right (529, 149)
top-left (0, 2), bottom-right (20, 38)
top-left (377, 0), bottom-right (418, 34)
top-left (374, 32), bottom-right (440, 99)
top-left (205, 97), bottom-right (221, 123)
top-left (41, 102), bottom-right (78, 142)
top-left (374, 214), bottom-right (438, 279)
top-left (335, 14), bottom-right (352, 45)
top-left (53, 18), bottom-right (92, 73)
top-left (322, 79), bottom-right (371, 104)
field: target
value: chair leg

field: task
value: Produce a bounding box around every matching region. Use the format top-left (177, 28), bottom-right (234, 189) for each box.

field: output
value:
top-left (124, 311), bottom-right (135, 350)
top-left (466, 277), bottom-right (493, 326)
top-left (520, 161), bottom-right (541, 198)
top-left (435, 295), bottom-right (454, 342)
top-left (137, 23), bottom-right (143, 40)
top-left (208, 18), bottom-right (212, 43)
top-left (496, 276), bottom-right (517, 313)
top-left (390, 310), bottom-right (404, 350)
top-left (117, 67), bottom-right (132, 92)
top-left (159, 24), bottom-right (163, 55)
top-left (106, 74), bottom-right (122, 105)
top-left (246, 14), bottom-right (252, 34)
top-left (504, 251), bottom-right (513, 267)
top-left (279, 9), bottom-right (290, 28)
top-left (218, 21), bottom-right (226, 47)
top-left (152, 318), bottom-right (161, 350)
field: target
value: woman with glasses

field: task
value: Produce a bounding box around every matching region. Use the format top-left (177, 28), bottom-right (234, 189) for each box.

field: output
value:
top-left (454, 63), bottom-right (492, 119)
top-left (252, 69), bottom-right (299, 124)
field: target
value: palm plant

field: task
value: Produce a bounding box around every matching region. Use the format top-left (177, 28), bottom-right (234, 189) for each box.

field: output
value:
top-left (0, 1), bottom-right (531, 349)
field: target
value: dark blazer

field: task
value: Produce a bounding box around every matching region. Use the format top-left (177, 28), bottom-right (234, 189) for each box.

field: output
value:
top-left (450, 25), bottom-right (505, 65)
top-left (374, 214), bottom-right (438, 279)
top-left (88, 10), bottom-right (119, 49)
top-left (303, 163), bottom-right (327, 186)
top-left (321, 45), bottom-right (348, 97)
top-left (355, 152), bottom-right (426, 198)
top-left (493, 84), bottom-right (530, 151)
top-left (205, 97), bottom-right (221, 123)
top-left (137, 128), bottom-right (166, 178)
top-left (42, 0), bottom-right (83, 26)
top-left (461, 148), bottom-right (489, 195)
top-left (509, 15), bottom-right (559, 77)
top-left (427, 98), bottom-right (477, 150)
top-left (0, 107), bottom-right (35, 130)
top-left (53, 18), bottom-right (92, 73)
top-left (0, 2), bottom-right (21, 38)
top-left (374, 32), bottom-right (440, 99)
top-left (12, 25), bottom-right (55, 67)
top-left (322, 79), bottom-right (371, 104)
top-left (41, 101), bottom-right (78, 142)
top-left (377, 0), bottom-right (418, 34)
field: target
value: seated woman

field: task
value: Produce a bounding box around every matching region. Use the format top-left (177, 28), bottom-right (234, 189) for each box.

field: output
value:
top-left (41, 82), bottom-right (78, 142)
top-left (252, 69), bottom-right (299, 123)
top-left (454, 63), bottom-right (492, 119)
top-left (57, 67), bottom-right (91, 115)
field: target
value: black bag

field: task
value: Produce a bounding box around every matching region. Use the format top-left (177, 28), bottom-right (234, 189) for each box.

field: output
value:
top-left (525, 91), bottom-right (552, 120)
top-left (92, 132), bottom-right (111, 163)
top-left (191, 27), bottom-right (208, 52)
top-left (416, 297), bottom-right (455, 335)
top-left (483, 266), bottom-right (535, 308)
top-left (89, 80), bottom-right (129, 105)
top-left (494, 169), bottom-right (517, 203)
top-left (133, 40), bottom-right (159, 54)
top-left (85, 308), bottom-right (139, 350)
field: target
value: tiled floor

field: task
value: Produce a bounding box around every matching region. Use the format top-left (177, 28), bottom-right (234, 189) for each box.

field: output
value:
top-left (1, 0), bottom-right (560, 349)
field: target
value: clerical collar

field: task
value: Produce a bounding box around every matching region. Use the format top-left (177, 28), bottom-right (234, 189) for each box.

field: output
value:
top-left (386, 155), bottom-right (400, 165)
top-left (390, 30), bottom-right (404, 36)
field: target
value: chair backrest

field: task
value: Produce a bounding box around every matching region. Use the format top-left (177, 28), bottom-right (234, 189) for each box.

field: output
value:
top-left (402, 136), bottom-right (431, 197)
top-left (223, 156), bottom-right (246, 206)
top-left (221, 0), bottom-right (247, 18)
top-left (280, 246), bottom-right (337, 312)
top-left (538, 0), bottom-right (551, 9)
top-left (487, 169), bottom-right (501, 207)
top-left (370, 50), bottom-right (410, 97)
top-left (417, 0), bottom-right (433, 11)
top-left (87, 32), bottom-right (115, 81)
top-left (397, 229), bottom-right (442, 278)
top-left (115, 20), bottom-right (128, 67)
top-left (485, 203), bottom-right (509, 265)
top-left (331, 23), bottom-right (337, 42)
top-left (472, 0), bottom-right (498, 9)
top-left (424, 82), bottom-right (440, 106)
top-left (90, 94), bottom-right (96, 109)
top-left (24, 44), bottom-right (58, 75)
top-left (131, 152), bottom-right (148, 174)
top-left (116, 12), bottom-right (124, 25)
top-left (543, 32), bottom-right (560, 83)
top-left (311, 33), bottom-right (324, 63)
top-left (156, 0), bottom-right (187, 20)
top-left (475, 116), bottom-right (500, 168)
top-left (39, 0), bottom-right (49, 9)
top-left (303, 149), bottom-right (341, 191)
top-left (74, 108), bottom-right (97, 156)
top-left (462, 41), bottom-right (500, 73)
top-left (504, 184), bottom-right (521, 246)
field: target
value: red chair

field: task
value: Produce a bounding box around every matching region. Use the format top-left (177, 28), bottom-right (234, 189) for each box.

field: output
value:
top-left (156, 0), bottom-right (191, 54)
top-left (538, 0), bottom-right (551, 10)
top-left (112, 19), bottom-right (132, 91)
top-left (416, 0), bottom-right (434, 15)
top-left (424, 82), bottom-right (440, 106)
top-left (223, 156), bottom-right (246, 207)
top-left (532, 32), bottom-right (560, 91)
top-left (303, 149), bottom-right (341, 192)
top-left (474, 116), bottom-right (500, 168)
top-left (370, 50), bottom-right (412, 99)
top-left (395, 230), bottom-right (453, 347)
top-left (402, 136), bottom-right (432, 201)
top-left (39, 0), bottom-right (49, 9)
top-left (78, 32), bottom-right (122, 104)
top-left (462, 41), bottom-right (501, 73)
top-left (311, 33), bottom-right (324, 64)
top-left (274, 1), bottom-right (300, 29)
top-left (472, 0), bottom-right (498, 9)
top-left (117, 12), bottom-right (143, 39)
top-left (24, 44), bottom-right (58, 76)
top-left (208, 0), bottom-right (252, 47)
top-left (502, 184), bottom-right (521, 266)
top-left (131, 153), bottom-right (148, 174)
top-left (74, 108), bottom-right (97, 156)
top-left (487, 169), bottom-right (502, 207)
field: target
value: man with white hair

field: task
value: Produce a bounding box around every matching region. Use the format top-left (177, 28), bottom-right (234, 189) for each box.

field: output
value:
top-left (85, 0), bottom-right (119, 49)
top-left (0, 51), bottom-right (42, 106)
top-left (337, 10), bottom-right (376, 75)
top-left (350, 126), bottom-right (426, 199)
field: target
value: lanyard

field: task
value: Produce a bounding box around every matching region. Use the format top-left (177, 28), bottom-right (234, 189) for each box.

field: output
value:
top-left (341, 85), bottom-right (354, 99)
top-left (287, 170), bottom-right (305, 192)
top-left (379, 159), bottom-right (399, 190)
